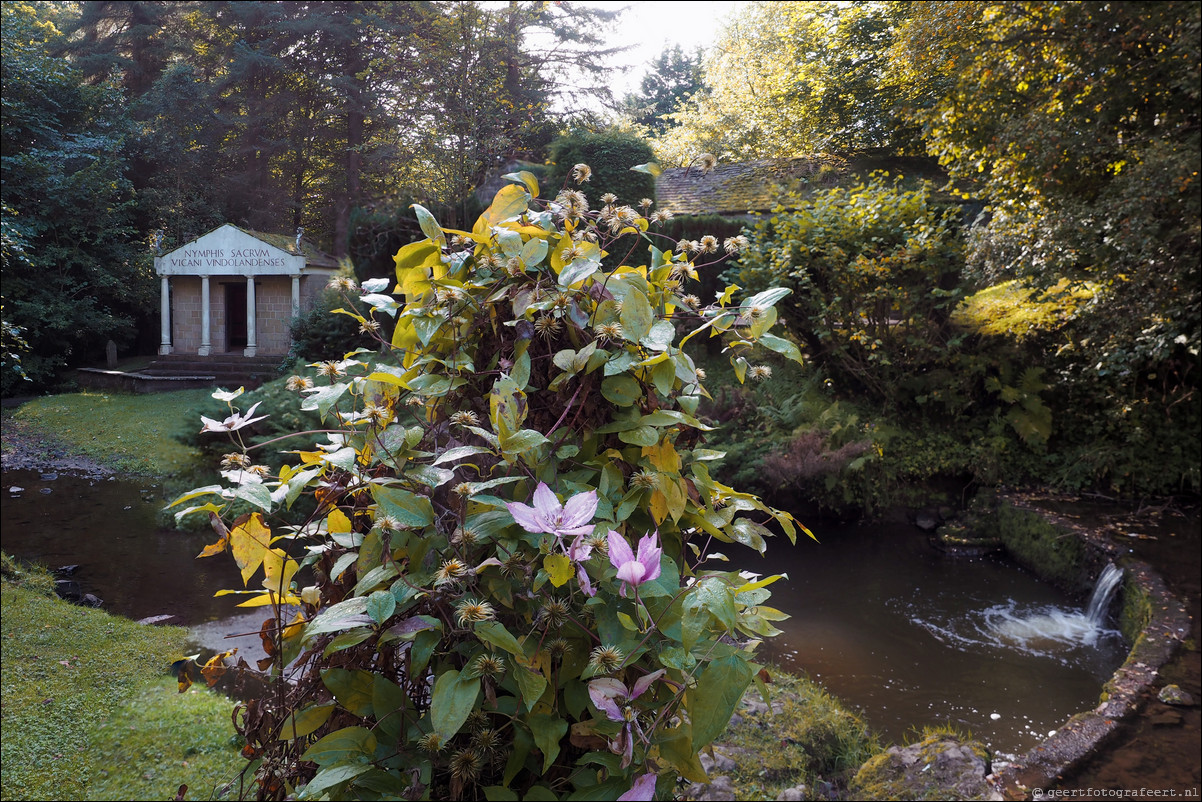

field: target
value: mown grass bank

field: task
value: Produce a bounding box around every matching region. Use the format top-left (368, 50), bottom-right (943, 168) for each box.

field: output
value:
top-left (0, 558), bottom-right (244, 801)
top-left (3, 389), bottom-right (214, 477)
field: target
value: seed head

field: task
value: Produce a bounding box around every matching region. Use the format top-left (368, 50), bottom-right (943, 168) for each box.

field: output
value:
top-left (327, 276), bottom-right (357, 292)
top-left (749, 364), bottom-right (773, 381)
top-left (449, 748), bottom-right (484, 783)
top-left (435, 558), bottom-right (469, 586)
top-left (588, 644), bottom-right (625, 674)
top-left (221, 452), bottom-right (251, 470)
top-left (534, 314), bottom-right (562, 341)
top-left (455, 598), bottom-right (496, 627)
top-left (537, 598), bottom-right (572, 630)
top-left (285, 375), bottom-right (314, 392)
top-left (451, 410), bottom-right (481, 427)
top-left (698, 235), bottom-right (719, 254)
top-left (571, 163), bottom-right (592, 184)
top-left (470, 654), bottom-right (507, 680)
top-left (724, 235), bottom-right (750, 254)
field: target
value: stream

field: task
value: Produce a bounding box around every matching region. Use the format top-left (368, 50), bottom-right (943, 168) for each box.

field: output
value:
top-left (2, 469), bottom-right (1193, 772)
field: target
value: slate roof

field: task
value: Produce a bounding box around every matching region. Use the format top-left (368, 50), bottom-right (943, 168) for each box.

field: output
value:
top-left (236, 227), bottom-right (340, 269)
top-left (655, 155), bottom-right (952, 217)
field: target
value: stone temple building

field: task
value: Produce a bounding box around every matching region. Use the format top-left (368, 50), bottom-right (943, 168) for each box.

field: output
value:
top-left (154, 224), bottom-right (338, 358)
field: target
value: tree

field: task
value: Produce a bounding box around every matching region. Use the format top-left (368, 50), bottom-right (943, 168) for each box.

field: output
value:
top-left (895, 1), bottom-right (1200, 394)
top-left (622, 45), bottom-right (703, 137)
top-left (656, 1), bottom-right (921, 164)
top-left (1, 1), bottom-right (153, 394)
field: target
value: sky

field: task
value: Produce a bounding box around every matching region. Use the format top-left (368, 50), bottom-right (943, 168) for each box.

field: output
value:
top-left (596, 1), bottom-right (747, 98)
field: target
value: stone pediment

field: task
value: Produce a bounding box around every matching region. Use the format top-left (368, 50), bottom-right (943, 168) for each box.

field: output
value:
top-left (156, 224), bottom-right (325, 277)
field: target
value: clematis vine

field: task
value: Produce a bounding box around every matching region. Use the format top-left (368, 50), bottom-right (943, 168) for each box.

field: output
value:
top-left (608, 530), bottom-right (662, 597)
top-left (588, 669), bottom-right (665, 767)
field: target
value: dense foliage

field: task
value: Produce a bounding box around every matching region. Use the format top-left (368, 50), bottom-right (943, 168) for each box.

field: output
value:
top-left (172, 170), bottom-right (809, 800)
top-left (727, 176), bottom-right (968, 409)
top-left (1, 2), bottom-right (154, 394)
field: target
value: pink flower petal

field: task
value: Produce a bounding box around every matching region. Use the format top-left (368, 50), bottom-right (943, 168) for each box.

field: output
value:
top-left (617, 561), bottom-right (647, 586)
top-left (588, 678), bottom-right (627, 721)
top-left (618, 773), bottom-right (657, 801)
top-left (608, 530), bottom-right (635, 570)
top-left (532, 482), bottom-right (561, 518)
top-left (506, 501), bottom-right (546, 534)
top-left (560, 490), bottom-right (598, 531)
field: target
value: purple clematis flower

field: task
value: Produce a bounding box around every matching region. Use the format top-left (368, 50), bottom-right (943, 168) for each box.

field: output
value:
top-left (507, 482), bottom-right (597, 540)
top-left (199, 401), bottom-right (268, 433)
top-left (618, 773), bottom-right (657, 801)
top-left (608, 530), bottom-right (662, 597)
top-left (589, 669), bottom-right (665, 767)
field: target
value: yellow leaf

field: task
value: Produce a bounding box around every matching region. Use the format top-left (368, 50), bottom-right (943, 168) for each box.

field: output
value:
top-left (642, 440), bottom-right (682, 474)
top-left (649, 490), bottom-right (669, 525)
top-left (229, 513), bottom-right (273, 586)
top-left (201, 648), bottom-right (238, 687)
top-left (544, 554), bottom-right (573, 588)
top-left (262, 548), bottom-right (299, 594)
top-left (327, 508), bottom-right (352, 534)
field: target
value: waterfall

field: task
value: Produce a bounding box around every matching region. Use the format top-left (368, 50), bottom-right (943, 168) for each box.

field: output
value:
top-left (1085, 563), bottom-right (1123, 628)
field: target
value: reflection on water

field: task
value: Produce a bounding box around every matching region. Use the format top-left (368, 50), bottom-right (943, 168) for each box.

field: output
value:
top-left (2, 469), bottom-right (250, 628)
top-left (732, 520), bottom-right (1128, 756)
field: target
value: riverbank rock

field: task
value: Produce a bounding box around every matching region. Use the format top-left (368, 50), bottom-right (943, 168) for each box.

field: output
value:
top-left (851, 735), bottom-right (1001, 801)
top-left (1157, 684), bottom-right (1196, 706)
top-left (685, 774), bottom-right (736, 801)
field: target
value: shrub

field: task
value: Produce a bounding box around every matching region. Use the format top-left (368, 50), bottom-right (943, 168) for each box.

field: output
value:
top-left (726, 175), bottom-right (968, 409)
top-left (171, 166), bottom-right (810, 800)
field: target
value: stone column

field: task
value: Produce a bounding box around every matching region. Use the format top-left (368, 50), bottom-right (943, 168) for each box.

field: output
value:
top-left (244, 276), bottom-right (257, 357)
top-left (158, 275), bottom-right (172, 355)
top-left (289, 274), bottom-right (302, 350)
top-left (198, 275), bottom-right (212, 356)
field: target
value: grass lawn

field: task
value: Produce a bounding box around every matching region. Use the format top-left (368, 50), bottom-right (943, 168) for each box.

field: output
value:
top-left (0, 564), bottom-right (245, 801)
top-left (5, 389), bottom-right (214, 476)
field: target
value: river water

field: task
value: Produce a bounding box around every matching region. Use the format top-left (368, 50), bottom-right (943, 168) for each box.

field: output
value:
top-left (731, 518), bottom-right (1127, 757)
top-left (2, 470), bottom-right (1183, 765)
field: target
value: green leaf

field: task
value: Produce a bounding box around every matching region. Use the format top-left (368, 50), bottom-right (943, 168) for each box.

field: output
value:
top-left (366, 590), bottom-right (396, 624)
top-left (323, 627), bottom-right (375, 658)
top-left (278, 703), bottom-right (336, 740)
top-left (301, 381), bottom-right (351, 421)
top-left (619, 288), bottom-right (654, 342)
top-left (297, 762), bottom-right (373, 800)
top-left (558, 255), bottom-right (601, 287)
top-left (322, 668), bottom-right (376, 717)
top-left (513, 661), bottom-right (549, 712)
top-left (430, 669), bottom-right (480, 742)
top-left (640, 320), bottom-right (676, 352)
top-left (744, 287), bottom-right (791, 309)
top-left (756, 333), bottom-right (804, 364)
top-left (413, 203), bottom-right (446, 246)
top-left (689, 655), bottom-right (754, 751)
top-left (730, 518), bottom-right (772, 554)
top-left (526, 713), bottom-right (568, 773)
top-left (601, 375), bottom-right (641, 407)
top-left (520, 237), bottom-right (549, 268)
top-left (300, 725), bottom-right (377, 766)
top-left (371, 485), bottom-right (435, 528)
top-left (474, 621), bottom-right (526, 656)
top-left (502, 428), bottom-right (549, 455)
top-left (503, 170), bottom-right (541, 198)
